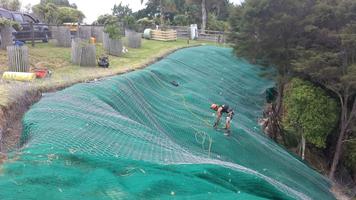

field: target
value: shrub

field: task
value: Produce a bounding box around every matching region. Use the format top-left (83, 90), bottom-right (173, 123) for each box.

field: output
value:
top-left (137, 17), bottom-right (154, 29)
top-left (173, 14), bottom-right (188, 26)
top-left (282, 78), bottom-right (339, 149)
top-left (0, 17), bottom-right (20, 30)
top-left (207, 14), bottom-right (228, 31)
top-left (104, 23), bottom-right (122, 40)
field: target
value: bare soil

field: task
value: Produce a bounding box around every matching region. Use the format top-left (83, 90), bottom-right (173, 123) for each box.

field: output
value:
top-left (0, 89), bottom-right (41, 152)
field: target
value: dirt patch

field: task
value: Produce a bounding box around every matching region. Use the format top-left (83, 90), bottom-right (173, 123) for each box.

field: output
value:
top-left (331, 184), bottom-right (355, 200)
top-left (0, 89), bottom-right (41, 152)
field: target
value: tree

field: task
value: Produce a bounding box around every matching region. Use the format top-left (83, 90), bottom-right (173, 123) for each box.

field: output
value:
top-left (141, 0), bottom-right (180, 26)
top-left (207, 13), bottom-right (228, 31)
top-left (229, 0), bottom-right (356, 181)
top-left (57, 6), bottom-right (85, 24)
top-left (293, 51), bottom-right (356, 180)
top-left (282, 78), bottom-right (339, 160)
top-left (137, 17), bottom-right (155, 28)
top-left (104, 21), bottom-right (122, 40)
top-left (229, 0), bottom-right (311, 140)
top-left (290, 0), bottom-right (356, 180)
top-left (123, 15), bottom-right (139, 31)
top-left (112, 3), bottom-right (133, 19)
top-left (32, 3), bottom-right (59, 24)
top-left (8, 0), bottom-right (20, 11)
top-left (206, 0), bottom-right (231, 21)
top-left (184, 3), bottom-right (200, 25)
top-left (0, 0), bottom-right (21, 11)
top-left (40, 0), bottom-right (71, 7)
top-left (201, 0), bottom-right (206, 32)
top-left (187, 0), bottom-right (230, 31)
top-left (344, 125), bottom-right (356, 182)
top-left (173, 14), bottom-right (188, 26)
top-left (92, 14), bottom-right (117, 26)
top-left (32, 1), bottom-right (85, 25)
top-left (0, 16), bottom-right (20, 29)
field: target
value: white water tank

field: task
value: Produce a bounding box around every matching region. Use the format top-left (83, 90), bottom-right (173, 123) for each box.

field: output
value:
top-left (143, 29), bottom-right (152, 39)
top-left (190, 24), bottom-right (198, 40)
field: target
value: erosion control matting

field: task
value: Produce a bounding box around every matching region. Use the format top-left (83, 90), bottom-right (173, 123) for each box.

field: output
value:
top-left (0, 46), bottom-right (334, 200)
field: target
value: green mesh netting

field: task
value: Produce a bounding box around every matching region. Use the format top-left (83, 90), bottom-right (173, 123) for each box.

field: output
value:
top-left (0, 46), bottom-right (334, 200)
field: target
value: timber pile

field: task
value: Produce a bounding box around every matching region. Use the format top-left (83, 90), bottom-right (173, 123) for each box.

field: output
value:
top-left (151, 30), bottom-right (177, 41)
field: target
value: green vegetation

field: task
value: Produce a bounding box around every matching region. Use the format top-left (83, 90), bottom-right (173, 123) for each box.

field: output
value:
top-left (56, 6), bottom-right (85, 23)
top-left (0, 0), bottom-right (21, 11)
top-left (282, 78), bottom-right (338, 159)
top-left (112, 2), bottom-right (132, 19)
top-left (229, 0), bottom-right (356, 182)
top-left (93, 14), bottom-right (118, 26)
top-left (0, 17), bottom-right (20, 30)
top-left (0, 39), bottom-right (215, 107)
top-left (94, 0), bottom-right (232, 32)
top-left (206, 13), bottom-right (229, 31)
top-left (104, 23), bottom-right (122, 40)
top-left (345, 139), bottom-right (356, 176)
top-left (32, 0), bottom-right (84, 24)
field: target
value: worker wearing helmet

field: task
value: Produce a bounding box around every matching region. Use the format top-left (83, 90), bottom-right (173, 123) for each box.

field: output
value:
top-left (210, 103), bottom-right (234, 135)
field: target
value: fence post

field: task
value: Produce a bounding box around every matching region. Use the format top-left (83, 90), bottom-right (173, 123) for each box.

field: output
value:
top-left (7, 45), bottom-right (30, 72)
top-left (71, 39), bottom-right (96, 66)
top-left (80, 44), bottom-right (96, 66)
top-left (127, 30), bottom-right (142, 48)
top-left (30, 22), bottom-right (35, 47)
top-left (103, 33), bottom-right (123, 56)
top-left (0, 26), bottom-right (13, 50)
top-left (77, 20), bottom-right (80, 38)
top-left (92, 26), bottom-right (104, 43)
top-left (55, 27), bottom-right (71, 47)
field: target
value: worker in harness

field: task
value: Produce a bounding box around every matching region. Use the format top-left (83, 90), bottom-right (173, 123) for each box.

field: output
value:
top-left (210, 103), bottom-right (234, 135)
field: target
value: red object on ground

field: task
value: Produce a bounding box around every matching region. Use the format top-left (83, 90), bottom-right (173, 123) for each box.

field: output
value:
top-left (35, 69), bottom-right (48, 78)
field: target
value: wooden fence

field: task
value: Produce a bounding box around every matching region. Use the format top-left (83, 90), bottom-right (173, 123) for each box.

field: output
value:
top-left (167, 26), bottom-right (229, 43)
top-left (78, 26), bottom-right (92, 40)
top-left (127, 31), bottom-right (142, 48)
top-left (7, 45), bottom-right (29, 72)
top-left (103, 33), bottom-right (123, 56)
top-left (198, 30), bottom-right (228, 43)
top-left (0, 26), bottom-right (14, 50)
top-left (71, 39), bottom-right (96, 67)
top-left (151, 30), bottom-right (177, 41)
top-left (55, 27), bottom-right (71, 47)
top-left (91, 26), bottom-right (104, 43)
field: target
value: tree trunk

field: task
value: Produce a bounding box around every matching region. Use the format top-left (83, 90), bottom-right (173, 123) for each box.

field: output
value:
top-left (201, 0), bottom-right (207, 34)
top-left (329, 95), bottom-right (356, 180)
top-left (268, 77), bottom-right (285, 143)
top-left (329, 126), bottom-right (347, 180)
top-left (160, 0), bottom-right (164, 26)
top-left (301, 135), bottom-right (306, 160)
top-left (276, 77), bottom-right (286, 115)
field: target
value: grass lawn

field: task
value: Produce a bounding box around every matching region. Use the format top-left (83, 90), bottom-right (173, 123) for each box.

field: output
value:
top-left (0, 39), bottom-right (225, 107)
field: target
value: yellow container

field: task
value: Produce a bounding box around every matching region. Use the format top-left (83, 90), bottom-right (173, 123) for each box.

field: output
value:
top-left (90, 37), bottom-right (96, 44)
top-left (2, 72), bottom-right (36, 82)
